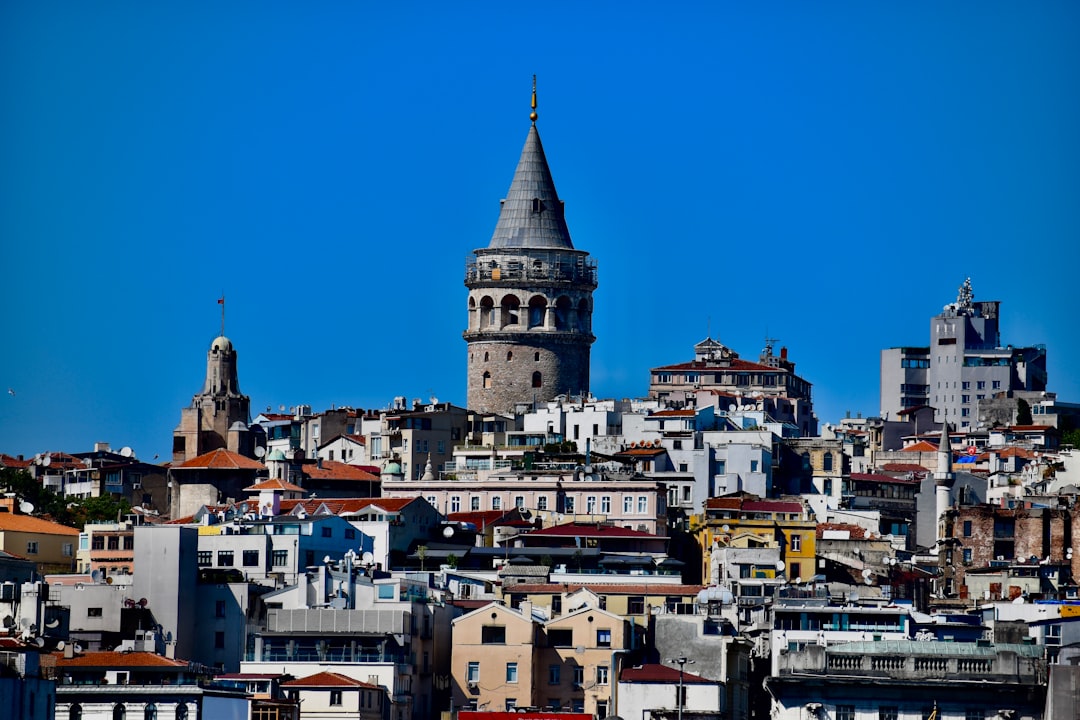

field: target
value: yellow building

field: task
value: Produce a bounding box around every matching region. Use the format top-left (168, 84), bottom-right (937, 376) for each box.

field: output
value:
top-left (451, 598), bottom-right (632, 716)
top-left (0, 496), bottom-right (79, 574)
top-left (696, 495), bottom-right (817, 582)
top-left (498, 584), bottom-right (703, 639)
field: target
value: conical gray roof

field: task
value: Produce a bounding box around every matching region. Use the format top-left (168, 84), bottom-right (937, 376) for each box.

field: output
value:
top-left (488, 124), bottom-right (574, 250)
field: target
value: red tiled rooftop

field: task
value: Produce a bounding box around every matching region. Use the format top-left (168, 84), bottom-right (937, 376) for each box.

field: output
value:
top-left (54, 651), bottom-right (188, 669)
top-left (903, 441), bottom-right (940, 453)
top-left (742, 500), bottom-right (804, 514)
top-left (302, 461), bottom-right (379, 482)
top-left (283, 671), bottom-right (379, 689)
top-left (0, 513), bottom-right (79, 536)
top-left (245, 478), bottom-right (306, 492)
top-left (620, 663), bottom-right (714, 684)
top-left (615, 447), bottom-right (666, 457)
top-left (280, 496), bottom-right (415, 517)
top-left (526, 523), bottom-right (659, 539)
top-left (174, 448), bottom-right (265, 470)
top-left (651, 409), bottom-right (696, 417)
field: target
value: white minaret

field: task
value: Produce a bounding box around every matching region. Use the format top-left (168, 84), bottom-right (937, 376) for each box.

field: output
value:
top-left (934, 421), bottom-right (955, 543)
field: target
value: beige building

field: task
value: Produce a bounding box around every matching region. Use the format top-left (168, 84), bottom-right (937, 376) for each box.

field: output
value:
top-left (173, 334), bottom-right (253, 464)
top-left (281, 671), bottom-right (384, 720)
top-left (451, 598), bottom-right (630, 716)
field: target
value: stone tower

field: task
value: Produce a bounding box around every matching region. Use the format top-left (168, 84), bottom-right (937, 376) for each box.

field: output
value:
top-left (172, 334), bottom-right (252, 463)
top-left (464, 89), bottom-right (597, 414)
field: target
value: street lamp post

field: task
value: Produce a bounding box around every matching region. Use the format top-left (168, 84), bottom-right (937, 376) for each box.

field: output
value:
top-left (668, 656), bottom-right (694, 720)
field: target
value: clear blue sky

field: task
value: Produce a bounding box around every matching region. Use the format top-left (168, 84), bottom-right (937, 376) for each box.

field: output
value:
top-left (2, 2), bottom-right (1078, 463)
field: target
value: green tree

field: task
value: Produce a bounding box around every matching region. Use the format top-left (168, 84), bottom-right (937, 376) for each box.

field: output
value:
top-left (1063, 428), bottom-right (1080, 450)
top-left (1016, 398), bottom-right (1033, 426)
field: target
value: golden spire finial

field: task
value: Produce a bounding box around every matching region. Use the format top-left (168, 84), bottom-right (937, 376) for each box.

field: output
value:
top-left (530, 75), bottom-right (538, 123)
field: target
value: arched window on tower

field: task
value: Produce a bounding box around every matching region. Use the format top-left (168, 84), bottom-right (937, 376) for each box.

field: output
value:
top-left (577, 298), bottom-right (591, 333)
top-left (506, 351), bottom-right (513, 362)
top-left (483, 372), bottom-right (492, 389)
top-left (532, 372), bottom-right (542, 388)
top-left (144, 704), bottom-right (157, 720)
top-left (175, 706), bottom-right (188, 720)
top-left (480, 297), bottom-right (495, 330)
top-left (113, 705), bottom-right (126, 720)
top-left (554, 296), bottom-right (572, 330)
top-left (484, 352), bottom-right (489, 362)
top-left (69, 705), bottom-right (83, 720)
top-left (501, 295), bottom-right (520, 327)
top-left (528, 296), bottom-right (547, 329)
top-left (534, 352), bottom-right (541, 362)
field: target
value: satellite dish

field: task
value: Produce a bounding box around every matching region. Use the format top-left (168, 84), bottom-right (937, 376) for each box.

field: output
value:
top-left (34, 637), bottom-right (45, 648)
top-left (795, 576), bottom-right (803, 584)
top-left (120, 447), bottom-right (134, 458)
top-left (775, 560), bottom-right (786, 571)
top-left (41, 454), bottom-right (51, 467)
top-left (862, 568), bottom-right (873, 578)
top-left (83, 458), bottom-right (93, 468)
top-left (1, 616), bottom-right (14, 628)
top-left (443, 526), bottom-right (455, 538)
top-left (19, 500), bottom-right (34, 514)
top-left (138, 598), bottom-right (147, 607)
top-left (323, 555), bottom-right (332, 565)
top-left (74, 643), bottom-right (84, 653)
top-left (584, 465), bottom-right (594, 475)
top-left (279, 405), bottom-right (286, 412)
top-left (45, 619), bottom-right (60, 629)
top-left (361, 552), bottom-right (375, 566)
top-left (56, 640), bottom-right (66, 651)
top-left (254, 446), bottom-right (266, 459)
top-left (722, 524), bottom-right (730, 533)
top-left (239, 502), bottom-right (250, 514)
top-left (90, 569), bottom-right (103, 583)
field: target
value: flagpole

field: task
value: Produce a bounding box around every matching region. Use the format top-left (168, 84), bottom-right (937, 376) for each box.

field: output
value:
top-left (219, 294), bottom-right (225, 337)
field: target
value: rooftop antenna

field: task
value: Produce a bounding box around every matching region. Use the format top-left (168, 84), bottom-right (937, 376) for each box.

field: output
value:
top-left (530, 75), bottom-right (538, 123)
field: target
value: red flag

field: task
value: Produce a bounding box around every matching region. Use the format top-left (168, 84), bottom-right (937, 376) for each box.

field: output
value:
top-left (218, 296), bottom-right (225, 305)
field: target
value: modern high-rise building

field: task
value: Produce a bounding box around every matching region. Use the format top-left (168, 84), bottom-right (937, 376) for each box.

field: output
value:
top-left (880, 279), bottom-right (1047, 429)
top-left (463, 85), bottom-right (597, 414)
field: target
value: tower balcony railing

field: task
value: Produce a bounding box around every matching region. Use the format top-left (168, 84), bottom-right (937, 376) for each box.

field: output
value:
top-left (464, 258), bottom-right (597, 287)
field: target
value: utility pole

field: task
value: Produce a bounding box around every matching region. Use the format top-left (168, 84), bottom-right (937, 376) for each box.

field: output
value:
top-left (669, 656), bottom-right (694, 720)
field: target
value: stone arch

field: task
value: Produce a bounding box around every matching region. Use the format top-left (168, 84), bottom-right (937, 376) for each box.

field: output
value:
top-left (483, 371), bottom-right (492, 389)
top-left (468, 296), bottom-right (478, 331)
top-left (501, 294), bottom-right (521, 327)
top-left (479, 296), bottom-right (496, 330)
top-left (577, 297), bottom-right (591, 333)
top-left (532, 371), bottom-right (543, 388)
top-left (554, 295), bottom-right (573, 331)
top-left (528, 295), bottom-right (548, 329)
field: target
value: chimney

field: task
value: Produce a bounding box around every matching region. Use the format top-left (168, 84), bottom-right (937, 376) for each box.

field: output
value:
top-left (520, 600), bottom-right (533, 619)
top-left (780, 346), bottom-right (788, 360)
top-left (64, 643), bottom-right (75, 659)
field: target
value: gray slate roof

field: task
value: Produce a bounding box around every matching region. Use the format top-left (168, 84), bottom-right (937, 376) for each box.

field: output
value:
top-left (488, 124), bottom-right (575, 250)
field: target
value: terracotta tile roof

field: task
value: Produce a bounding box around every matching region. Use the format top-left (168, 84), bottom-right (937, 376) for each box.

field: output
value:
top-left (283, 671), bottom-right (379, 689)
top-left (742, 500), bottom-right (804, 514)
top-left (0, 454), bottom-right (32, 469)
top-left (816, 522), bottom-right (869, 539)
top-left (653, 358), bottom-right (777, 373)
top-left (903, 441), bottom-right (940, 453)
top-left (54, 651), bottom-right (188, 668)
top-left (245, 478), bottom-right (306, 492)
top-left (526, 523), bottom-right (659, 539)
top-left (258, 413), bottom-right (293, 422)
top-left (977, 447), bottom-right (1037, 461)
top-left (620, 663), bottom-right (714, 684)
top-left (449, 510), bottom-right (515, 527)
top-left (174, 448), bottom-right (265, 470)
top-left (0, 513), bottom-right (79, 536)
top-left (508, 583), bottom-right (705, 595)
top-left (704, 497), bottom-right (744, 510)
top-left (881, 463), bottom-right (928, 473)
top-left (302, 461), bottom-right (379, 482)
top-left (651, 409), bottom-right (695, 417)
top-left (1008, 425), bottom-right (1054, 432)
